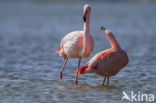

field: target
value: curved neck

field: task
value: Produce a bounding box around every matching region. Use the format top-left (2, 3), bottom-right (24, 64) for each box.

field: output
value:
top-left (83, 14), bottom-right (90, 57)
top-left (83, 16), bottom-right (90, 34)
top-left (106, 31), bottom-right (121, 49)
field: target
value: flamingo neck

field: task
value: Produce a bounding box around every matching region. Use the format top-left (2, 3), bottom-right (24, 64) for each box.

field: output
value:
top-left (84, 16), bottom-right (90, 34)
top-left (83, 14), bottom-right (90, 57)
top-left (106, 32), bottom-right (121, 49)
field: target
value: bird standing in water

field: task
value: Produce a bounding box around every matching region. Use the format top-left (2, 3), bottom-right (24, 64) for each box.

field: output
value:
top-left (56, 4), bottom-right (94, 83)
top-left (75, 26), bottom-right (129, 86)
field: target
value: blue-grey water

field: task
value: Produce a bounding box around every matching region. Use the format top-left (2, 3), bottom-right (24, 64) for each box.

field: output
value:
top-left (0, 1), bottom-right (156, 103)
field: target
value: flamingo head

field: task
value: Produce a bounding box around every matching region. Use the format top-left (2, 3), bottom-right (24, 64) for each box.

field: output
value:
top-left (83, 4), bottom-right (91, 22)
top-left (101, 26), bottom-right (111, 35)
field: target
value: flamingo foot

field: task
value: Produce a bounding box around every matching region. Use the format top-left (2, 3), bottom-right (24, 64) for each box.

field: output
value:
top-left (107, 76), bottom-right (109, 87)
top-left (74, 79), bottom-right (78, 84)
top-left (74, 58), bottom-right (81, 84)
top-left (102, 75), bottom-right (107, 86)
top-left (59, 72), bottom-right (63, 83)
top-left (59, 58), bottom-right (68, 84)
top-left (74, 71), bottom-right (78, 84)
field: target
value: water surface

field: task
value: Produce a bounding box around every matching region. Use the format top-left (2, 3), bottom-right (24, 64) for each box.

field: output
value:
top-left (0, 1), bottom-right (156, 103)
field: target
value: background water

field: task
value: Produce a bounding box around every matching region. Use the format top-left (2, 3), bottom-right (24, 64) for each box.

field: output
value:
top-left (0, 1), bottom-right (156, 103)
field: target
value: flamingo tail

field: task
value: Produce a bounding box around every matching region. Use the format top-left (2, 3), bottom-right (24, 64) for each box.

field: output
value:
top-left (74, 63), bottom-right (89, 75)
top-left (55, 46), bottom-right (61, 54)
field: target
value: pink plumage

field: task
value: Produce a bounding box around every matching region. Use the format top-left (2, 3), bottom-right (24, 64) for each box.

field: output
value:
top-left (56, 4), bottom-right (94, 83)
top-left (75, 26), bottom-right (129, 86)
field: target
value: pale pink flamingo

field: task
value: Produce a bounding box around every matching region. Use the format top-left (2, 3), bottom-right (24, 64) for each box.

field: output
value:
top-left (75, 26), bottom-right (129, 86)
top-left (56, 4), bottom-right (94, 83)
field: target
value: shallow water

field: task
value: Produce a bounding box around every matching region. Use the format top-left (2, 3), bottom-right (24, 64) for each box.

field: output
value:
top-left (0, 1), bottom-right (156, 103)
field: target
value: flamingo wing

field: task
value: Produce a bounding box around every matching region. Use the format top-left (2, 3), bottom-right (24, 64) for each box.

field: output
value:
top-left (74, 49), bottom-right (119, 75)
top-left (89, 49), bottom-right (116, 68)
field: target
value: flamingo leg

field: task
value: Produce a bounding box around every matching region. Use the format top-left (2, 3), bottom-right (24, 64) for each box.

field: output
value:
top-left (102, 75), bottom-right (107, 86)
top-left (107, 76), bottom-right (109, 86)
top-left (74, 58), bottom-right (81, 84)
top-left (59, 58), bottom-right (68, 83)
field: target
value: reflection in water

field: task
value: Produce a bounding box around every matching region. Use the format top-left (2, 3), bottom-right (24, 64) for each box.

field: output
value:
top-left (57, 83), bottom-right (121, 91)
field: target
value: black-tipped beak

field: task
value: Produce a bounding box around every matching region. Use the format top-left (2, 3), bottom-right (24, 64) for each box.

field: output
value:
top-left (83, 9), bottom-right (88, 22)
top-left (83, 16), bottom-right (86, 22)
top-left (101, 26), bottom-right (106, 31)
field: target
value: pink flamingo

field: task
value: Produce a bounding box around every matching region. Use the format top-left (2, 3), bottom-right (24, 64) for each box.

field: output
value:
top-left (56, 4), bottom-right (94, 83)
top-left (75, 26), bottom-right (129, 86)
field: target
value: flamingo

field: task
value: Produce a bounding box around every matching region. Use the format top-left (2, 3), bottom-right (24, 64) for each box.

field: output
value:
top-left (56, 4), bottom-right (94, 83)
top-left (75, 26), bottom-right (129, 86)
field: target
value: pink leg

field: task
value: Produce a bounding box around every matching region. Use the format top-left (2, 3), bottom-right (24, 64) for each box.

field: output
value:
top-left (59, 58), bottom-right (68, 83)
top-left (74, 58), bottom-right (81, 84)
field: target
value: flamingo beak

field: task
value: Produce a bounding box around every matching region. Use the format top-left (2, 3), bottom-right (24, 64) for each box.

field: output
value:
top-left (83, 16), bottom-right (86, 22)
top-left (83, 9), bottom-right (88, 22)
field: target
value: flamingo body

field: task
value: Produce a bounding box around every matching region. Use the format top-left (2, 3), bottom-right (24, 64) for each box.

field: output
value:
top-left (56, 4), bottom-right (94, 83)
top-left (75, 26), bottom-right (129, 86)
top-left (58, 31), bottom-right (94, 59)
top-left (84, 48), bottom-right (128, 76)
